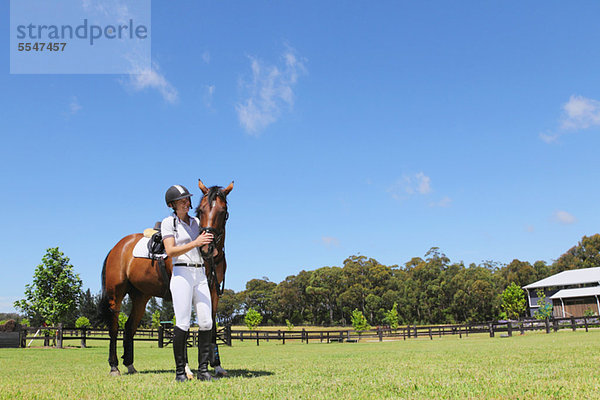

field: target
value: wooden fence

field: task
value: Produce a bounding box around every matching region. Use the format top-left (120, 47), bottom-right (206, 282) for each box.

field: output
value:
top-left (10, 316), bottom-right (600, 348)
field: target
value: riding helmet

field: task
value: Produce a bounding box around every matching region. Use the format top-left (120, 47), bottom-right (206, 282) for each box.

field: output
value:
top-left (165, 184), bottom-right (193, 206)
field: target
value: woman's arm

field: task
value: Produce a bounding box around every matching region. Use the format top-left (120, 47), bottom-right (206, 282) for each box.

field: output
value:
top-left (163, 231), bottom-right (214, 258)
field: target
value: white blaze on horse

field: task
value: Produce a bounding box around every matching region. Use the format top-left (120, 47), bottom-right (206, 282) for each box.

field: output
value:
top-left (99, 179), bottom-right (233, 377)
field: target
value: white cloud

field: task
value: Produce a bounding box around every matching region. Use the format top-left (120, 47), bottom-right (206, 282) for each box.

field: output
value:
top-left (542, 95), bottom-right (600, 143)
top-left (236, 47), bottom-right (306, 135)
top-left (553, 210), bottom-right (577, 225)
top-left (204, 85), bottom-right (215, 108)
top-left (69, 97), bottom-right (82, 115)
top-left (561, 95), bottom-right (600, 130)
top-left (429, 196), bottom-right (452, 208)
top-left (525, 225), bottom-right (535, 233)
top-left (388, 172), bottom-right (432, 200)
top-left (539, 132), bottom-right (559, 143)
top-left (321, 236), bottom-right (340, 247)
top-left (202, 51), bottom-right (211, 64)
top-left (126, 62), bottom-right (178, 104)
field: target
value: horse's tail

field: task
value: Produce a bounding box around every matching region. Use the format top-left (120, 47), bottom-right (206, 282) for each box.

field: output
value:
top-left (98, 252), bottom-right (113, 327)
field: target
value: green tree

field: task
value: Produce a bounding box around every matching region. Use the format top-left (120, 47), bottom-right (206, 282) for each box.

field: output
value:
top-left (351, 309), bottom-right (370, 335)
top-left (500, 260), bottom-right (536, 288)
top-left (285, 319), bottom-right (294, 331)
top-left (151, 310), bottom-right (161, 329)
top-left (14, 247), bottom-right (83, 326)
top-left (501, 283), bottom-right (526, 320)
top-left (217, 289), bottom-right (243, 322)
top-left (118, 313), bottom-right (127, 329)
top-left (534, 290), bottom-right (553, 320)
top-left (244, 308), bottom-right (262, 330)
top-left (75, 316), bottom-right (90, 328)
top-left (553, 234), bottom-right (600, 273)
top-left (383, 302), bottom-right (400, 329)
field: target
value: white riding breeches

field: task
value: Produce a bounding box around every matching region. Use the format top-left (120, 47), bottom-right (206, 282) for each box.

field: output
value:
top-left (170, 266), bottom-right (213, 331)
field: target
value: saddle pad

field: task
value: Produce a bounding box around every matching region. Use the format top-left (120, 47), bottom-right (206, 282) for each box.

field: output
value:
top-left (132, 237), bottom-right (152, 258)
top-left (132, 236), bottom-right (167, 259)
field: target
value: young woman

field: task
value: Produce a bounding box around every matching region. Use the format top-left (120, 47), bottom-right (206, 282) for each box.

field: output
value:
top-left (161, 184), bottom-right (215, 381)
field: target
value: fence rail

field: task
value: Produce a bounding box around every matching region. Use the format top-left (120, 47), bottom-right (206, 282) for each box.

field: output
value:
top-left (7, 316), bottom-right (600, 349)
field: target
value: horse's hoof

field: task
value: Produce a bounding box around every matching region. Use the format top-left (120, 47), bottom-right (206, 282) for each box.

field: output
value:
top-left (125, 364), bottom-right (138, 374)
top-left (214, 366), bottom-right (228, 377)
top-left (185, 364), bottom-right (194, 380)
top-left (109, 368), bottom-right (121, 377)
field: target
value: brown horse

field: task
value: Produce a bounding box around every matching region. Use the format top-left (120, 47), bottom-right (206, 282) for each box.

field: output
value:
top-left (99, 179), bottom-right (233, 376)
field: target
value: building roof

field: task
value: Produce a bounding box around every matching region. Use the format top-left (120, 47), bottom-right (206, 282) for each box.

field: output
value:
top-left (549, 287), bottom-right (600, 300)
top-left (523, 267), bottom-right (600, 289)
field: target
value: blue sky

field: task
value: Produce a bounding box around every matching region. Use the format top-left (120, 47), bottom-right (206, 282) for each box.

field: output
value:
top-left (2, 1), bottom-right (600, 312)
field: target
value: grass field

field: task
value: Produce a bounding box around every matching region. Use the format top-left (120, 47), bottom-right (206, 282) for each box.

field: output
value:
top-left (1, 330), bottom-right (600, 399)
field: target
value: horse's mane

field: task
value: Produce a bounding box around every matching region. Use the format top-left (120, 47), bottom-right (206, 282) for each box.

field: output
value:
top-left (195, 186), bottom-right (227, 217)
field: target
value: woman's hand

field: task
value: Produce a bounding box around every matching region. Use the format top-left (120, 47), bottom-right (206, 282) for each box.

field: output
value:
top-left (193, 231), bottom-right (214, 247)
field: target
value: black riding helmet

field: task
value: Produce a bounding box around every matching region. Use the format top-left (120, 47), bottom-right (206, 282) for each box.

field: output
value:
top-left (165, 184), bottom-right (193, 207)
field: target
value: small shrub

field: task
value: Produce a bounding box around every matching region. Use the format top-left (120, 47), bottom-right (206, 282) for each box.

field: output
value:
top-left (245, 308), bottom-right (262, 330)
top-left (118, 313), bottom-right (127, 329)
top-left (351, 309), bottom-right (370, 336)
top-left (151, 311), bottom-right (161, 330)
top-left (285, 319), bottom-right (294, 331)
top-left (75, 316), bottom-right (90, 329)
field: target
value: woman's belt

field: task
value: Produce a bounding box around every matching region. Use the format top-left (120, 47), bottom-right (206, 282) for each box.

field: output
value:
top-left (173, 262), bottom-right (204, 268)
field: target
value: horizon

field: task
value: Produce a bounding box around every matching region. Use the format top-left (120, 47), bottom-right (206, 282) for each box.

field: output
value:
top-left (2, 1), bottom-right (600, 312)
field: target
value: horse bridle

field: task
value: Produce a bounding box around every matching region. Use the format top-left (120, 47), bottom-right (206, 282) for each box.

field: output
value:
top-left (199, 211), bottom-right (228, 296)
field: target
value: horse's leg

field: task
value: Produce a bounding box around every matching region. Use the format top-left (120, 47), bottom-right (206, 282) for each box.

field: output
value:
top-left (122, 288), bottom-right (151, 374)
top-left (102, 285), bottom-right (127, 377)
top-left (209, 285), bottom-right (227, 377)
top-left (107, 299), bottom-right (122, 377)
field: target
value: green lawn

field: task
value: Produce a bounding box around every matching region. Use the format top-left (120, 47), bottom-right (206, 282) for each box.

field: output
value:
top-left (1, 330), bottom-right (599, 399)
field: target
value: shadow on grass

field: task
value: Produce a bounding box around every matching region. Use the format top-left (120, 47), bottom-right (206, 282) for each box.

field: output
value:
top-left (223, 369), bottom-right (274, 378)
top-left (138, 369), bottom-right (274, 379)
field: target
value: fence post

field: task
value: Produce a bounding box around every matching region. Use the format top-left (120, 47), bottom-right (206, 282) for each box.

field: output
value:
top-left (428, 327), bottom-right (432, 340)
top-left (57, 324), bottom-right (63, 349)
top-left (303, 328), bottom-right (307, 344)
top-left (256, 331), bottom-right (259, 346)
top-left (158, 325), bottom-right (164, 348)
top-left (489, 323), bottom-right (494, 338)
top-left (553, 318), bottom-right (559, 332)
top-left (459, 325), bottom-right (462, 339)
top-left (545, 318), bottom-right (550, 334)
top-left (414, 325), bottom-right (417, 338)
top-left (20, 328), bottom-right (27, 348)
top-left (240, 331), bottom-right (243, 342)
top-left (378, 326), bottom-right (383, 342)
top-left (320, 331), bottom-right (323, 343)
top-left (406, 325), bottom-right (410, 339)
top-left (519, 321), bottom-right (524, 335)
top-left (571, 316), bottom-right (576, 331)
top-left (326, 331), bottom-right (329, 343)
top-left (507, 321), bottom-right (512, 337)
top-left (81, 327), bottom-right (87, 348)
top-left (282, 331), bottom-right (286, 345)
top-left (226, 325), bottom-right (232, 346)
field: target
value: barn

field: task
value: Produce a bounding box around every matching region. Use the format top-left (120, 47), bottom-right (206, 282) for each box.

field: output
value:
top-left (523, 267), bottom-right (600, 318)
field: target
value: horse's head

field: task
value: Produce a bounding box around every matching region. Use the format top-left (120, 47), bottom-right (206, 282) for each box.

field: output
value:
top-left (195, 179), bottom-right (233, 255)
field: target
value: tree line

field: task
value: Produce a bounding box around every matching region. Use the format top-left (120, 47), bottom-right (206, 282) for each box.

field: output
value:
top-left (12, 234), bottom-right (600, 328)
top-left (216, 234), bottom-right (600, 326)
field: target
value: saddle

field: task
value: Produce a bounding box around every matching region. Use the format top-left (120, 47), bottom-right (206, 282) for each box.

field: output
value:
top-left (146, 222), bottom-right (172, 302)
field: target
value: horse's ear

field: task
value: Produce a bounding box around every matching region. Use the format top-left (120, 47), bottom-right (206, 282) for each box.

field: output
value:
top-left (198, 179), bottom-right (209, 194)
top-left (223, 181), bottom-right (234, 196)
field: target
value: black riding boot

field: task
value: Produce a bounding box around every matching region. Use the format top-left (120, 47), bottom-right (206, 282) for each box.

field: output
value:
top-left (173, 327), bottom-right (188, 382)
top-left (197, 330), bottom-right (213, 381)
